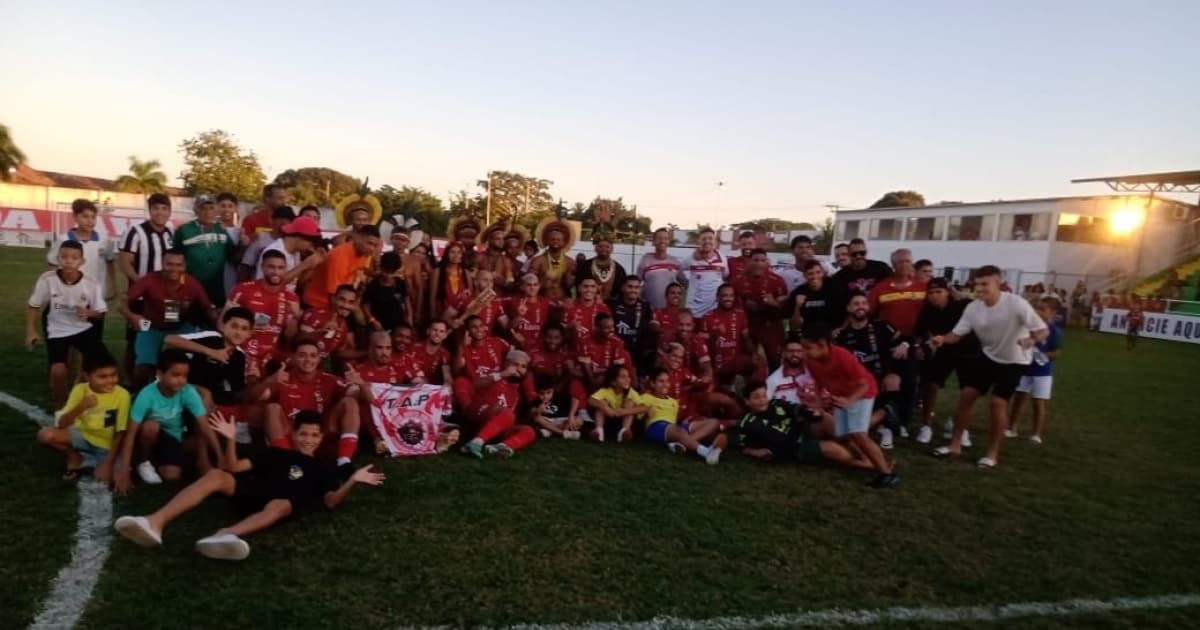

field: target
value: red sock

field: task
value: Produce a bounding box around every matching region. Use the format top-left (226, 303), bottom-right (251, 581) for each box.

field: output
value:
top-left (337, 433), bottom-right (359, 463)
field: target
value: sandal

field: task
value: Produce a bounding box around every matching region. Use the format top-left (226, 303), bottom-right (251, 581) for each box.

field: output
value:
top-left (61, 467), bottom-right (93, 482)
top-left (931, 446), bottom-right (960, 459)
top-left (976, 457), bottom-right (997, 469)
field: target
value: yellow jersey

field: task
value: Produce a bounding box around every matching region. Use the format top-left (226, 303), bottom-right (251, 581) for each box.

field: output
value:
top-left (61, 383), bottom-right (131, 450)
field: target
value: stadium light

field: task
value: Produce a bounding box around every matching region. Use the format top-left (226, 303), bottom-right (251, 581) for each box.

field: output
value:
top-left (1111, 207), bottom-right (1143, 235)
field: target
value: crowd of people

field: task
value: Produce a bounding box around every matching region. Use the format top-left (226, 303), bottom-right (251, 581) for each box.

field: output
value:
top-left (27, 186), bottom-right (1061, 561)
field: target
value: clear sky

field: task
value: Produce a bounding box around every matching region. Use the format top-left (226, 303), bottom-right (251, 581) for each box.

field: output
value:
top-left (3, 0), bottom-right (1197, 227)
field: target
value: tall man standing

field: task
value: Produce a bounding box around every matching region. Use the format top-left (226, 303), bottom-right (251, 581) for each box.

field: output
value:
top-left (867, 248), bottom-right (927, 432)
top-left (636, 227), bottom-right (685, 310)
top-left (931, 266), bottom-right (1048, 468)
top-left (576, 233), bottom-right (626, 302)
top-left (680, 228), bottom-right (728, 318)
top-left (608, 276), bottom-right (655, 376)
top-left (177, 195), bottom-right (235, 307)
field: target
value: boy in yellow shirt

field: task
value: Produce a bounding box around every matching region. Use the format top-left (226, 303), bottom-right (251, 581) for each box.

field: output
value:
top-left (37, 352), bottom-right (131, 487)
top-left (637, 367), bottom-right (727, 465)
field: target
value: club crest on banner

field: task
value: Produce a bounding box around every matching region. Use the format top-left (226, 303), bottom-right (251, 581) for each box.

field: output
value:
top-left (369, 383), bottom-right (452, 456)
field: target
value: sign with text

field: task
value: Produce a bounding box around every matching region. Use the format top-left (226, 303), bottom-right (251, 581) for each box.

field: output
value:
top-left (368, 383), bottom-right (452, 456)
top-left (1099, 308), bottom-right (1200, 345)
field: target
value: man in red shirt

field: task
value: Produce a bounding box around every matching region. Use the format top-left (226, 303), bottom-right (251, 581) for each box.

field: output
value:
top-left (121, 248), bottom-right (216, 388)
top-left (395, 320), bottom-right (452, 385)
top-left (228, 250), bottom-right (301, 375)
top-left (800, 322), bottom-right (898, 489)
top-left (866, 248), bottom-right (927, 433)
top-left (252, 338), bottom-right (366, 469)
top-left (299, 284), bottom-right (362, 363)
top-left (238, 184), bottom-right (289, 281)
top-left (353, 330), bottom-right (404, 453)
top-left (444, 269), bottom-right (507, 333)
top-left (507, 273), bottom-right (556, 350)
top-left (702, 284), bottom-right (763, 390)
top-left (455, 315), bottom-right (513, 407)
top-left (732, 248), bottom-right (788, 370)
top-left (459, 349), bottom-right (537, 459)
top-left (563, 278), bottom-right (611, 345)
top-left (575, 313), bottom-right (633, 390)
top-left (726, 230), bottom-right (756, 277)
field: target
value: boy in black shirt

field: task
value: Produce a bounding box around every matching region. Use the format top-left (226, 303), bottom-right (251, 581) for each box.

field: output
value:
top-left (363, 251), bottom-right (408, 332)
top-left (529, 373), bottom-right (589, 439)
top-left (113, 410), bottom-right (385, 561)
top-left (913, 278), bottom-right (979, 444)
top-left (784, 259), bottom-right (848, 332)
top-left (737, 381), bottom-right (871, 469)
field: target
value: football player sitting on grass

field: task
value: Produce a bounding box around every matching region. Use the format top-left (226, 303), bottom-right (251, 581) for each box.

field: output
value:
top-left (113, 410), bottom-right (385, 561)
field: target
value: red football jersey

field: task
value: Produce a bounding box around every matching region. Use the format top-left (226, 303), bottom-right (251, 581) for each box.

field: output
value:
top-left (272, 371), bottom-right (346, 418)
top-left (731, 271), bottom-right (788, 321)
top-left (577, 335), bottom-right (632, 376)
top-left (528, 346), bottom-right (570, 379)
top-left (299, 307), bottom-right (350, 359)
top-left (702, 308), bottom-right (747, 371)
top-left (563, 300), bottom-right (610, 342)
top-left (463, 378), bottom-right (522, 418)
top-left (652, 306), bottom-right (685, 340)
top-left (356, 361), bottom-right (403, 385)
top-left (507, 296), bottom-right (553, 350)
top-left (228, 280), bottom-right (299, 367)
top-left (459, 337), bottom-right (512, 377)
top-left (667, 366), bottom-right (702, 419)
top-left (395, 344), bottom-right (450, 383)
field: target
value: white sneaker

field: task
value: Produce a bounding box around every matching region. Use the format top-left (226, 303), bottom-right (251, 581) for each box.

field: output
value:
top-left (563, 430), bottom-right (580, 440)
top-left (961, 430), bottom-right (973, 448)
top-left (976, 456), bottom-right (997, 469)
top-left (136, 461), bottom-right (163, 485)
top-left (1004, 429), bottom-right (1019, 438)
top-left (1029, 435), bottom-right (1043, 445)
top-left (114, 515), bottom-right (162, 548)
top-left (667, 442), bottom-right (686, 455)
top-left (899, 426), bottom-right (909, 439)
top-left (942, 418), bottom-right (954, 439)
top-left (195, 534), bottom-right (250, 561)
top-left (705, 435), bottom-right (727, 465)
top-left (877, 427), bottom-right (894, 450)
top-left (591, 428), bottom-right (605, 443)
top-left (617, 428), bottom-right (632, 444)
top-left (539, 428), bottom-right (553, 439)
top-left (915, 425), bottom-right (933, 444)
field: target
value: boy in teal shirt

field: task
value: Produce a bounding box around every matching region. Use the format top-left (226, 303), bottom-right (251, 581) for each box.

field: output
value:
top-left (122, 349), bottom-right (208, 485)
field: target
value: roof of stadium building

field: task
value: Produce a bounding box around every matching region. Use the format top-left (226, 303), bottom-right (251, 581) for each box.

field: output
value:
top-left (5, 164), bottom-right (186, 196)
top-left (1071, 169), bottom-right (1200, 193)
top-left (835, 194), bottom-right (1195, 214)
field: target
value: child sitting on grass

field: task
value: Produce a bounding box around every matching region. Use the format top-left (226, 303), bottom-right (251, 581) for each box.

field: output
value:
top-left (113, 410), bottom-right (385, 561)
top-left (639, 367), bottom-right (726, 465)
top-left (737, 381), bottom-right (873, 470)
top-left (587, 364), bottom-right (650, 443)
top-left (1006, 296), bottom-right (1062, 445)
top-left (119, 349), bottom-right (209, 486)
top-left (37, 351), bottom-right (131, 487)
top-left (530, 373), bottom-right (589, 440)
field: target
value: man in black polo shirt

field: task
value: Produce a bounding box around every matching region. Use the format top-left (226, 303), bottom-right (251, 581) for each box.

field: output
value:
top-left (607, 275), bottom-right (655, 376)
top-left (832, 238), bottom-right (891, 294)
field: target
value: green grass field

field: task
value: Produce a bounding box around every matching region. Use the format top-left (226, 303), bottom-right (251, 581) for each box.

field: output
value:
top-left (1, 245), bottom-right (1199, 629)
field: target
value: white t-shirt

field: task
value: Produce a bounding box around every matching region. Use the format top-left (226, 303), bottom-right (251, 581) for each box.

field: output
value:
top-left (28, 270), bottom-right (107, 339)
top-left (952, 292), bottom-right (1048, 365)
top-left (254, 239), bottom-right (301, 289)
top-left (681, 250), bottom-right (728, 317)
top-left (775, 260), bottom-right (836, 294)
top-left (636, 253), bottom-right (686, 310)
top-left (765, 365), bottom-right (815, 406)
top-left (47, 230), bottom-right (115, 295)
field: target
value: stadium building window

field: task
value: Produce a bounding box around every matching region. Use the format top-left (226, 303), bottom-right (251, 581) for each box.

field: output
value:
top-left (869, 218), bottom-right (903, 240)
top-left (905, 216), bottom-right (945, 241)
top-left (999, 213), bottom-right (1049, 241)
top-left (947, 215), bottom-right (995, 241)
top-left (839, 219), bottom-right (861, 240)
top-left (1055, 213), bottom-right (1122, 244)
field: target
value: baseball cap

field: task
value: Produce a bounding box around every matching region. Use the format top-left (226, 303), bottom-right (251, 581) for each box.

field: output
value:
top-left (282, 216), bottom-right (321, 238)
top-left (193, 194), bottom-right (215, 210)
top-left (928, 277), bottom-right (949, 291)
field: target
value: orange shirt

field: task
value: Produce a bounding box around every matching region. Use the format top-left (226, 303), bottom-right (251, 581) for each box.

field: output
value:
top-left (302, 242), bottom-right (371, 309)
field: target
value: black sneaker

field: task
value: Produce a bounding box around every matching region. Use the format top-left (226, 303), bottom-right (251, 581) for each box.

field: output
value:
top-left (869, 473), bottom-right (900, 489)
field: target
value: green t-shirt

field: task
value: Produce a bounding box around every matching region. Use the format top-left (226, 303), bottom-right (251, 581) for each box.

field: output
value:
top-left (176, 220), bottom-right (233, 290)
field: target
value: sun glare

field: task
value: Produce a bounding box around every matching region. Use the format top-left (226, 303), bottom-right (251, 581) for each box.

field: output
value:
top-left (1111, 208), bottom-right (1143, 235)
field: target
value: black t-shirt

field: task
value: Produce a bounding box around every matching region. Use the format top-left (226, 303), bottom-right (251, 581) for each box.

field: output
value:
top-left (363, 278), bottom-right (408, 332)
top-left (180, 331), bottom-right (246, 406)
top-left (736, 400), bottom-right (817, 460)
top-left (832, 260), bottom-right (892, 294)
top-left (782, 281), bottom-right (848, 330)
top-left (246, 447), bottom-right (339, 509)
top-left (914, 299), bottom-right (981, 357)
top-left (539, 391), bottom-right (576, 420)
top-left (835, 320), bottom-right (901, 380)
top-left (607, 298), bottom-right (655, 356)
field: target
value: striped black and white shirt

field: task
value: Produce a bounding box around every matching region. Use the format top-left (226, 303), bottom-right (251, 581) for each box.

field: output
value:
top-left (120, 221), bottom-right (174, 278)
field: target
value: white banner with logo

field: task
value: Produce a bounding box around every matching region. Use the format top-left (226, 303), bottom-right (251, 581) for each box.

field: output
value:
top-left (1099, 308), bottom-right (1200, 345)
top-left (368, 384), bottom-right (452, 456)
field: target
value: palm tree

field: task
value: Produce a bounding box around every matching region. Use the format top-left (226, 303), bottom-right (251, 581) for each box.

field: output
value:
top-left (114, 155), bottom-right (167, 194)
top-left (0, 123), bottom-right (27, 181)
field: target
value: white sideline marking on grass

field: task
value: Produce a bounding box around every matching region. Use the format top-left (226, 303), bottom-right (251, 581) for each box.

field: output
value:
top-left (398, 593), bottom-right (1200, 630)
top-left (0, 391), bottom-right (112, 630)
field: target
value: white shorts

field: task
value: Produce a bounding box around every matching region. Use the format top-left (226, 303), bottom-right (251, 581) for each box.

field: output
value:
top-left (1016, 375), bottom-right (1053, 400)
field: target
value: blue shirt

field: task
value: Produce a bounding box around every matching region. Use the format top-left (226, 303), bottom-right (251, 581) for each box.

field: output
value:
top-left (130, 382), bottom-right (207, 441)
top-left (1026, 323), bottom-right (1062, 377)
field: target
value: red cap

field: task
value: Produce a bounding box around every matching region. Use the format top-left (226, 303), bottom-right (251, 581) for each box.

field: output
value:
top-left (282, 216), bottom-right (321, 238)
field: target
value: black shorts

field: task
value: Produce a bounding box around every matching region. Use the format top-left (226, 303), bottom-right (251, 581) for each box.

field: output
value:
top-left (152, 432), bottom-right (185, 468)
top-left (45, 328), bottom-right (107, 365)
top-left (231, 477), bottom-right (310, 517)
top-left (957, 355), bottom-right (1026, 400)
top-left (920, 353), bottom-right (958, 388)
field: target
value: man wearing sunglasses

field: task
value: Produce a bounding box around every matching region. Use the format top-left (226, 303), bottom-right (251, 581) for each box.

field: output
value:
top-left (832, 238), bottom-right (892, 294)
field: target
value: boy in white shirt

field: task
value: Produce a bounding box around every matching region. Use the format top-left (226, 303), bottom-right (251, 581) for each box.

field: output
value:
top-left (46, 199), bottom-right (115, 334)
top-left (27, 241), bottom-right (110, 409)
